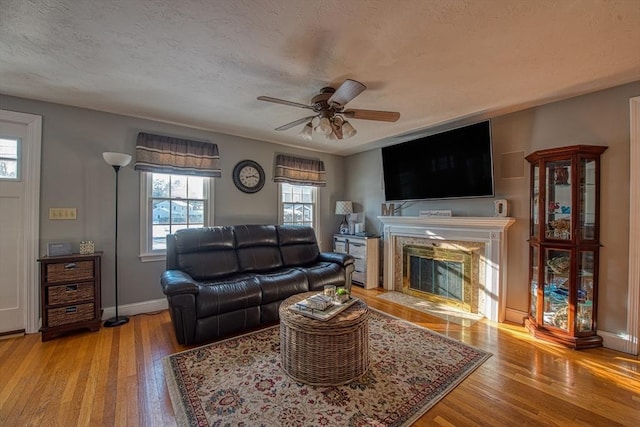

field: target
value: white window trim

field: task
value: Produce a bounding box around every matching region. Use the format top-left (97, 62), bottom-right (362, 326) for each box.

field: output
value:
top-left (277, 183), bottom-right (321, 245)
top-left (139, 172), bottom-right (215, 262)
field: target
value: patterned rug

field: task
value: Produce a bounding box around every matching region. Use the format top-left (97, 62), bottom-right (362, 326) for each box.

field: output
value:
top-left (163, 308), bottom-right (491, 426)
top-left (377, 291), bottom-right (484, 326)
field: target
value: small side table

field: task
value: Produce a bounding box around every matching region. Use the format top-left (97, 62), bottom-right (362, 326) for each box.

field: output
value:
top-left (279, 292), bottom-right (369, 386)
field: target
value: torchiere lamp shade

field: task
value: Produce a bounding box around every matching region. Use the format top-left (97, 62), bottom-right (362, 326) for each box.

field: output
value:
top-left (103, 152), bottom-right (132, 167)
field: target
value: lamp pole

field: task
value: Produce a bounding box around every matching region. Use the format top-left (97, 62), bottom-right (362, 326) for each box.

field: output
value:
top-left (102, 152), bottom-right (131, 327)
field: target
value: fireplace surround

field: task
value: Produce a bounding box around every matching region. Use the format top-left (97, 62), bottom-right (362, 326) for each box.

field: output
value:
top-left (379, 216), bottom-right (515, 322)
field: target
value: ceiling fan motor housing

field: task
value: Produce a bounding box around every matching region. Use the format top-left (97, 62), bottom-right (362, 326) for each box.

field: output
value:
top-left (311, 87), bottom-right (341, 114)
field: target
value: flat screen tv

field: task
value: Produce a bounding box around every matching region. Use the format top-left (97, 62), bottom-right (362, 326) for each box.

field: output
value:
top-left (382, 121), bottom-right (494, 201)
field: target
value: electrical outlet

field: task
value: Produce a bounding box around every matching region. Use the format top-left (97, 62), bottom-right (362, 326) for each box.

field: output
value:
top-left (49, 208), bottom-right (77, 220)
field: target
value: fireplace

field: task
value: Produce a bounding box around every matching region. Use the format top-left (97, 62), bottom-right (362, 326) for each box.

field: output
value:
top-left (379, 216), bottom-right (515, 322)
top-left (403, 245), bottom-right (478, 313)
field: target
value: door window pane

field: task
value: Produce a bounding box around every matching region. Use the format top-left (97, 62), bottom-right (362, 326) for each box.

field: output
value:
top-left (0, 138), bottom-right (19, 180)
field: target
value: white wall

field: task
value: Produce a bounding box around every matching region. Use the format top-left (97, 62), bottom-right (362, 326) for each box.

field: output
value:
top-left (345, 81), bottom-right (640, 335)
top-left (0, 95), bottom-right (346, 308)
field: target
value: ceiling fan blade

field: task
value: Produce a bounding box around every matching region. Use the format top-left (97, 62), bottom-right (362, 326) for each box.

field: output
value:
top-left (343, 109), bottom-right (400, 122)
top-left (328, 79), bottom-right (367, 107)
top-left (274, 115), bottom-right (317, 131)
top-left (257, 96), bottom-right (313, 110)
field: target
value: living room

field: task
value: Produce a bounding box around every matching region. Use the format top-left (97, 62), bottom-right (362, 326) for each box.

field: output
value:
top-left (1, 1), bottom-right (639, 425)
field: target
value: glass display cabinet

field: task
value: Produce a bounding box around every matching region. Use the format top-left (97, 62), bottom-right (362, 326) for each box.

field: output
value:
top-left (525, 145), bottom-right (607, 349)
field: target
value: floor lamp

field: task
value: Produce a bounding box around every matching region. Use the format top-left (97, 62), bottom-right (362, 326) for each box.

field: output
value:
top-left (103, 152), bottom-right (132, 327)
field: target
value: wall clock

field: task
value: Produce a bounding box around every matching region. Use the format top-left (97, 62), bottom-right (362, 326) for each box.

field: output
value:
top-left (232, 160), bottom-right (266, 193)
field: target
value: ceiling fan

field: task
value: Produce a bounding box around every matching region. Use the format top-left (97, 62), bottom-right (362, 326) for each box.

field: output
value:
top-left (257, 79), bottom-right (400, 140)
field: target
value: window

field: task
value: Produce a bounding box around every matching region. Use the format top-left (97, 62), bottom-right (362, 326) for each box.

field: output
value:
top-left (0, 137), bottom-right (20, 180)
top-left (279, 183), bottom-right (318, 229)
top-left (140, 172), bottom-right (213, 261)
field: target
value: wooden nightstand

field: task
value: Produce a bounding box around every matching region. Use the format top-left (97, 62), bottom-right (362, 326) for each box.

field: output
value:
top-left (38, 252), bottom-right (102, 341)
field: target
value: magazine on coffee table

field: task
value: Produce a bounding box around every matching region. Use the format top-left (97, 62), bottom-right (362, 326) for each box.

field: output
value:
top-left (290, 294), bottom-right (359, 321)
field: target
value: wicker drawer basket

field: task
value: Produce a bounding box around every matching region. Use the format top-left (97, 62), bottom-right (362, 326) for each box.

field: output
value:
top-left (352, 271), bottom-right (365, 284)
top-left (47, 261), bottom-right (94, 283)
top-left (349, 243), bottom-right (365, 257)
top-left (47, 303), bottom-right (95, 327)
top-left (48, 282), bottom-right (94, 305)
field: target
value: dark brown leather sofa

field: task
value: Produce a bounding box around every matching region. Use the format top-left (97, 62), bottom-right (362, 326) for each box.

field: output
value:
top-left (161, 224), bottom-right (355, 345)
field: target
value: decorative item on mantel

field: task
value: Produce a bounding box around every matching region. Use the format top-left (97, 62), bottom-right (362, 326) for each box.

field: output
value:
top-left (494, 199), bottom-right (508, 217)
top-left (335, 201), bottom-right (353, 234)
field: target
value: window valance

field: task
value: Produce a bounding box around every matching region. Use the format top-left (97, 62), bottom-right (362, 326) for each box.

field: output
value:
top-left (134, 132), bottom-right (221, 177)
top-left (274, 154), bottom-right (326, 187)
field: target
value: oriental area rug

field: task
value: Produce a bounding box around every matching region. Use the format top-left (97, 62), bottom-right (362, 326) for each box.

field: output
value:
top-left (163, 308), bottom-right (491, 427)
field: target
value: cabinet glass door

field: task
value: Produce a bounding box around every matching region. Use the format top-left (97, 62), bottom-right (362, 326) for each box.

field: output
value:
top-left (530, 245), bottom-right (539, 319)
top-left (543, 248), bottom-right (571, 330)
top-left (545, 160), bottom-right (572, 240)
top-left (577, 250), bottom-right (595, 332)
top-left (580, 159), bottom-right (597, 240)
top-left (532, 165), bottom-right (540, 238)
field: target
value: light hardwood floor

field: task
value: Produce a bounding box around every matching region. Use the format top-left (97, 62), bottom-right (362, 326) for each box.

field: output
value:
top-left (1, 287), bottom-right (639, 426)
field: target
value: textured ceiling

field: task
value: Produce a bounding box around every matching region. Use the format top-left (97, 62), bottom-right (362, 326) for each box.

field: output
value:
top-left (1, 0), bottom-right (639, 156)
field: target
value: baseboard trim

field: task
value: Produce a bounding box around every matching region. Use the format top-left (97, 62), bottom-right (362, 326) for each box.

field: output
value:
top-left (101, 298), bottom-right (168, 320)
top-left (599, 330), bottom-right (638, 355)
top-left (65, 299), bottom-right (640, 355)
top-left (503, 309), bottom-right (635, 355)
top-left (505, 307), bottom-right (527, 325)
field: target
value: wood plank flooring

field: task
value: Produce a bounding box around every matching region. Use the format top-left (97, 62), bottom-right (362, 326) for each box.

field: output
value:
top-left (1, 287), bottom-right (639, 426)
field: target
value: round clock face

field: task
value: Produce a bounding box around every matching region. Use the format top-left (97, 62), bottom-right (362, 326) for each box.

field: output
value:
top-left (232, 160), bottom-right (265, 193)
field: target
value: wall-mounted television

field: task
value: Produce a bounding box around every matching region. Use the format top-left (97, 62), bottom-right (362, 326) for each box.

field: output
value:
top-left (381, 121), bottom-right (494, 201)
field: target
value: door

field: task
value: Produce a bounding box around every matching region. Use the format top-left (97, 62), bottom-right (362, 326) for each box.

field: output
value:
top-left (0, 111), bottom-right (41, 335)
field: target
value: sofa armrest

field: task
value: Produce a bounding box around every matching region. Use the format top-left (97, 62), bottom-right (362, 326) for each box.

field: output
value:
top-left (319, 252), bottom-right (355, 268)
top-left (319, 252), bottom-right (356, 294)
top-left (161, 270), bottom-right (199, 296)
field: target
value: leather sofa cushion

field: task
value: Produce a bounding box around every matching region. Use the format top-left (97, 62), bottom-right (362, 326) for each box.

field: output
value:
top-left (234, 225), bottom-right (283, 272)
top-left (256, 268), bottom-right (308, 304)
top-left (298, 262), bottom-right (345, 292)
top-left (278, 225), bottom-right (320, 266)
top-left (196, 276), bottom-right (262, 318)
top-left (260, 301), bottom-right (280, 324)
top-left (194, 307), bottom-right (261, 343)
top-left (175, 227), bottom-right (239, 279)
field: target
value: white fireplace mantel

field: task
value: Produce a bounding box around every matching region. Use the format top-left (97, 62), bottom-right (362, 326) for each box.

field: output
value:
top-left (378, 216), bottom-right (515, 322)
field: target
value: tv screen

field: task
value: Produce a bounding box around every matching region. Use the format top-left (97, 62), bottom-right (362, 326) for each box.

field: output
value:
top-left (382, 121), bottom-right (494, 201)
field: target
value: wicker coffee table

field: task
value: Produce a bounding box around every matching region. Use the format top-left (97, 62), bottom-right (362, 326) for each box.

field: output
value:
top-left (279, 292), bottom-right (369, 386)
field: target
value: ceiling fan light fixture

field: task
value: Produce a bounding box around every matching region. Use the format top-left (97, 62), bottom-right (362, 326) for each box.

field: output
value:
top-left (342, 120), bottom-right (357, 138)
top-left (258, 79), bottom-right (399, 142)
top-left (315, 117), bottom-right (333, 135)
top-left (299, 121), bottom-right (313, 141)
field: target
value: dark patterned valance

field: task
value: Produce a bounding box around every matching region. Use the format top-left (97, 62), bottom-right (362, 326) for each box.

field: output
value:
top-left (274, 154), bottom-right (326, 187)
top-left (134, 132), bottom-right (221, 177)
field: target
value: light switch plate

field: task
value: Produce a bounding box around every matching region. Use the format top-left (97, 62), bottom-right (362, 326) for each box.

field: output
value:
top-left (49, 208), bottom-right (77, 220)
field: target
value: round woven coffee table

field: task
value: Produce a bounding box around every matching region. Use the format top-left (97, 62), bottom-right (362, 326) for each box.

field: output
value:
top-left (279, 292), bottom-right (369, 386)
